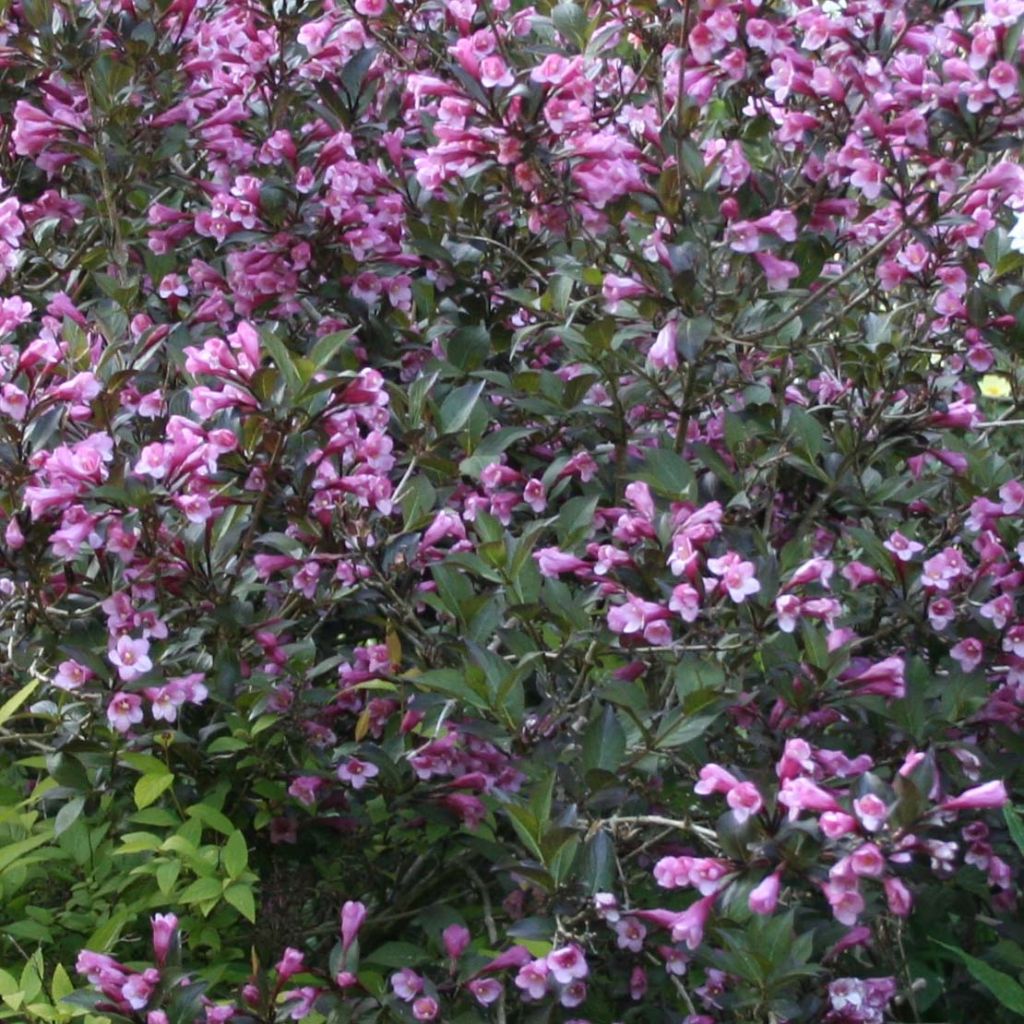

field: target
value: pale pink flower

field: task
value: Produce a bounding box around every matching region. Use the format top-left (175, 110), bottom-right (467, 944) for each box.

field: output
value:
top-left (391, 968), bottom-right (422, 1001)
top-left (107, 693), bottom-right (144, 733)
top-left (337, 757), bottom-right (379, 790)
top-left (748, 871), bottom-right (781, 915)
top-left (108, 636), bottom-right (153, 682)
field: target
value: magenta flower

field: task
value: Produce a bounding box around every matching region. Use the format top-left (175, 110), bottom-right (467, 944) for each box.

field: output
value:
top-left (514, 959), bottom-right (550, 1000)
top-left (442, 924), bottom-right (470, 968)
top-left (340, 900), bottom-right (367, 952)
top-left (411, 996), bottom-right (439, 1021)
top-left (53, 659), bottom-right (92, 691)
top-left (336, 757), bottom-right (379, 790)
top-left (275, 948), bottom-right (305, 982)
top-left (108, 635), bottom-right (153, 682)
top-left (107, 693), bottom-right (144, 734)
top-left (151, 913), bottom-right (178, 966)
top-left (939, 780), bottom-right (1008, 813)
top-left (749, 871), bottom-right (782, 915)
top-left (707, 552), bottom-right (761, 603)
top-left (467, 977), bottom-right (502, 1005)
top-left (546, 944), bottom-right (588, 984)
top-left (670, 893), bottom-right (717, 949)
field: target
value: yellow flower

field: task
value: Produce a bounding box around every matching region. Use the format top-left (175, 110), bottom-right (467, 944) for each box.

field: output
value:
top-left (979, 374), bottom-right (1012, 400)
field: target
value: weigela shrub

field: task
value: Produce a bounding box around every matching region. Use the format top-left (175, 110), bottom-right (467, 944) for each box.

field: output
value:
top-left (2, 0), bottom-right (1024, 1021)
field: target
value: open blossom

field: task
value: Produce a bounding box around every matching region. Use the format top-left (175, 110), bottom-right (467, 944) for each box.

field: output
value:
top-left (336, 757), bottom-right (379, 789)
top-left (108, 636), bottom-right (152, 682)
top-left (515, 958), bottom-right (550, 1000)
top-left (614, 916), bottom-right (646, 952)
top-left (546, 944), bottom-right (588, 984)
top-left (706, 552), bottom-right (760, 602)
top-left (107, 693), bottom-right (144, 733)
top-left (392, 968), bottom-right (423, 1001)
top-left (53, 659), bottom-right (92, 690)
top-left (726, 781), bottom-right (764, 823)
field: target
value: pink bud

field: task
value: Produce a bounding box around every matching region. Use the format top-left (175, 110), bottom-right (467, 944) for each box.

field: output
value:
top-left (443, 924), bottom-right (470, 968)
top-left (340, 900), bottom-right (367, 952)
top-left (748, 871), bottom-right (781, 915)
top-left (884, 876), bottom-right (913, 916)
top-left (151, 913), bottom-right (178, 967)
top-left (940, 780), bottom-right (1008, 812)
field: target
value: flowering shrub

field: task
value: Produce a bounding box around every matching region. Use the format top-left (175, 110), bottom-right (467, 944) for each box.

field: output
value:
top-left (3, 0), bottom-right (1024, 1021)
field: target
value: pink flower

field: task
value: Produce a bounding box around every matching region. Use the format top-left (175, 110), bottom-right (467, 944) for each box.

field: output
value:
top-left (694, 763), bottom-right (740, 795)
top-left (288, 776), bottom-right (324, 806)
top-left (778, 777), bottom-right (842, 819)
top-left (546, 944), bottom-right (588, 984)
top-left (884, 876), bottom-right (913, 916)
top-left (412, 996), bottom-right (439, 1021)
top-left (336, 757), bottom-right (379, 789)
top-left (391, 968), bottom-right (423, 1001)
top-left (648, 320), bottom-right (679, 371)
top-left (276, 948), bottom-right (305, 982)
top-left (54, 659), bottom-right (92, 691)
top-left (480, 56), bottom-right (514, 88)
top-left (340, 900), bottom-right (367, 952)
top-left (706, 552), bottom-right (760, 602)
top-left (614, 916), bottom-right (646, 952)
top-left (850, 843), bottom-right (886, 878)
top-left (950, 637), bottom-right (984, 672)
top-left (884, 531), bottom-right (924, 561)
top-left (468, 978), bottom-right (503, 1005)
top-left (443, 924), bottom-right (470, 968)
top-left (670, 893), bottom-right (716, 949)
top-left (534, 547), bottom-right (589, 577)
top-left (151, 914), bottom-right (178, 966)
top-left (748, 871), bottom-right (781, 915)
top-left (108, 636), bottom-right (153, 682)
top-left (107, 693), bottom-right (144, 733)
top-left (823, 882), bottom-right (864, 926)
top-left (670, 583), bottom-right (701, 621)
top-left (755, 252), bottom-right (800, 290)
top-left (819, 811), bottom-right (859, 839)
top-left (726, 782), bottom-right (764, 823)
top-left (939, 780), bottom-right (1008, 813)
top-left (122, 969), bottom-right (160, 1010)
top-left (514, 958), bottom-right (550, 1000)
top-left (839, 656), bottom-right (905, 699)
top-left (853, 794), bottom-right (889, 832)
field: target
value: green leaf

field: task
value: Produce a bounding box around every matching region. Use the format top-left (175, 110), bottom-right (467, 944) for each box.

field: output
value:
top-left (933, 940), bottom-right (1024, 1015)
top-left (362, 942), bottom-right (428, 968)
top-left (0, 832), bottom-right (55, 874)
top-left (308, 329), bottom-right (355, 371)
top-left (222, 831), bottom-right (248, 880)
top-left (223, 883), bottom-right (256, 922)
top-left (552, 2), bottom-right (587, 47)
top-left (636, 447), bottom-right (696, 501)
top-left (1004, 805), bottom-right (1024, 858)
top-left (54, 797), bottom-right (85, 837)
top-left (0, 679), bottom-right (38, 727)
top-left (259, 330), bottom-right (302, 397)
top-left (582, 705), bottom-right (626, 774)
top-left (579, 830), bottom-right (614, 893)
top-left (505, 805), bottom-right (544, 862)
top-left (437, 380), bottom-right (485, 435)
top-left (187, 802), bottom-right (235, 836)
top-left (134, 772), bottom-right (174, 810)
top-left (180, 876), bottom-right (223, 904)
top-left (447, 325), bottom-right (490, 372)
top-left (50, 964), bottom-right (73, 1003)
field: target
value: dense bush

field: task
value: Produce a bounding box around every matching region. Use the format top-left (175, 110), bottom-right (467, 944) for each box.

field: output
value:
top-left (3, 0), bottom-right (1024, 1020)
